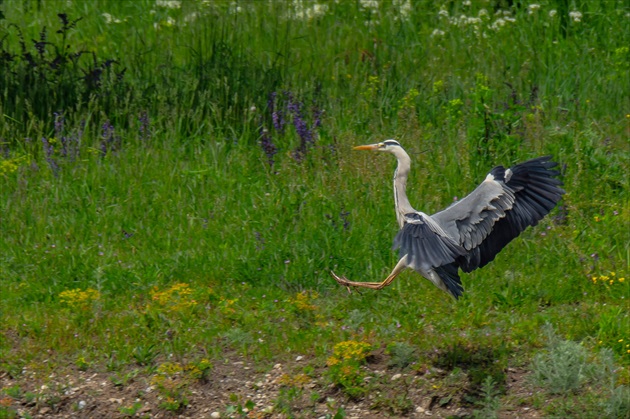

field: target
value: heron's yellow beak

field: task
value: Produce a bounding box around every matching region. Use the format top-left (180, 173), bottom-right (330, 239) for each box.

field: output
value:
top-left (353, 144), bottom-right (379, 151)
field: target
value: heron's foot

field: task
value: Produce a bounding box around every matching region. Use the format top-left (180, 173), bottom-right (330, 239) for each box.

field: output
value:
top-left (330, 270), bottom-right (354, 293)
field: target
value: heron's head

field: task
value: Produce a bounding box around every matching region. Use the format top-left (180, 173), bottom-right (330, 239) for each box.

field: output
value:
top-left (353, 139), bottom-right (402, 153)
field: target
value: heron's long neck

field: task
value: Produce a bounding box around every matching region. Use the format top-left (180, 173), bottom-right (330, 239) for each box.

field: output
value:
top-left (393, 151), bottom-right (415, 229)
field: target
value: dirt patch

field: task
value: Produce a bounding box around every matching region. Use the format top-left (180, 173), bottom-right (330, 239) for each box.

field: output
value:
top-left (1, 355), bottom-right (543, 418)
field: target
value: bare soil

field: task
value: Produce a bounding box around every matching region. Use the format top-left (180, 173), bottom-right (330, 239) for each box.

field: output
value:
top-left (0, 354), bottom-right (543, 418)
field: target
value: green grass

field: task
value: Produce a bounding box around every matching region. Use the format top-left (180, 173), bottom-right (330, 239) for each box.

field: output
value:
top-left (1, 0), bottom-right (629, 417)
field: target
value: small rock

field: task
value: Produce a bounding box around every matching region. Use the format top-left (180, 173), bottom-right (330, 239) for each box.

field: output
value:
top-left (273, 363), bottom-right (282, 369)
top-left (416, 406), bottom-right (425, 413)
top-left (39, 407), bottom-right (51, 414)
top-left (210, 412), bottom-right (221, 419)
top-left (78, 400), bottom-right (86, 409)
top-left (391, 373), bottom-right (402, 381)
top-left (295, 355), bottom-right (303, 361)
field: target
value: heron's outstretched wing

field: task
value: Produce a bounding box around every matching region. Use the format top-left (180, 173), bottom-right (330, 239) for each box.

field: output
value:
top-left (431, 156), bottom-right (564, 272)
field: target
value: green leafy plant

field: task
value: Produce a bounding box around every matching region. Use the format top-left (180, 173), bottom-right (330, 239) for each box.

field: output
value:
top-left (386, 342), bottom-right (417, 370)
top-left (531, 326), bottom-right (593, 394)
top-left (326, 340), bottom-right (372, 399)
top-left (473, 375), bottom-right (501, 419)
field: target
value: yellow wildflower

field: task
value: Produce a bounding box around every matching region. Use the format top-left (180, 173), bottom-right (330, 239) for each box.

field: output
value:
top-left (59, 288), bottom-right (100, 310)
top-left (291, 291), bottom-right (318, 311)
top-left (149, 283), bottom-right (197, 313)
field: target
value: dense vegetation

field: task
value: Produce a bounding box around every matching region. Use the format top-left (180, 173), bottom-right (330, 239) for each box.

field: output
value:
top-left (1, 1), bottom-right (628, 417)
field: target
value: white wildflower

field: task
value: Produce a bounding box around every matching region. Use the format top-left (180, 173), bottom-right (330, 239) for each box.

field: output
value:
top-left (313, 4), bottom-right (327, 14)
top-left (438, 8), bottom-right (449, 18)
top-left (102, 12), bottom-right (123, 24)
top-left (184, 12), bottom-right (198, 23)
top-left (155, 0), bottom-right (181, 9)
top-left (549, 9), bottom-right (557, 17)
top-left (463, 0), bottom-right (471, 6)
top-left (165, 16), bottom-right (176, 26)
top-left (431, 28), bottom-right (445, 37)
top-left (528, 4), bottom-right (540, 15)
top-left (229, 2), bottom-right (242, 14)
top-left (569, 10), bottom-right (582, 22)
top-left (289, 1), bottom-right (329, 20)
top-left (466, 16), bottom-right (481, 25)
top-left (394, 0), bottom-right (412, 19)
top-left (309, 3), bottom-right (329, 19)
top-left (478, 9), bottom-right (488, 18)
top-left (490, 18), bottom-right (506, 30)
top-left (359, 0), bottom-right (379, 11)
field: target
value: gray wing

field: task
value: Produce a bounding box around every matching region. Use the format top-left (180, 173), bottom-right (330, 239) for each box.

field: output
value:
top-left (393, 212), bottom-right (466, 272)
top-left (431, 156), bottom-right (565, 272)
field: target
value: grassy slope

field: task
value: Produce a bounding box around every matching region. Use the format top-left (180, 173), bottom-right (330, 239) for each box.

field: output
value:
top-left (1, 0), bottom-right (629, 417)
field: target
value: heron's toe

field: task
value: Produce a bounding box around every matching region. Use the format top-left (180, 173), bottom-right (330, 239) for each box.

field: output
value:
top-left (330, 271), bottom-right (350, 286)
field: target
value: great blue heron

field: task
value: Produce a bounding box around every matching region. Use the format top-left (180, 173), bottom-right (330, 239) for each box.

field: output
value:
top-left (331, 140), bottom-right (565, 299)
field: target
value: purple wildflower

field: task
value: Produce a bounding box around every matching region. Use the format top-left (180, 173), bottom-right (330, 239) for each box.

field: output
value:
top-left (288, 97), bottom-right (314, 161)
top-left (340, 210), bottom-right (350, 231)
top-left (312, 105), bottom-right (323, 130)
top-left (259, 125), bottom-right (277, 167)
top-left (100, 120), bottom-right (120, 156)
top-left (54, 112), bottom-right (67, 158)
top-left (54, 112), bottom-right (64, 138)
top-left (138, 111), bottom-right (151, 141)
top-left (268, 92), bottom-right (286, 134)
top-left (41, 137), bottom-right (60, 176)
top-left (54, 112), bottom-right (80, 160)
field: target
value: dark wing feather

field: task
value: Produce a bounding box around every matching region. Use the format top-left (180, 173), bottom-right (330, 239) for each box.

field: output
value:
top-left (460, 156), bottom-right (564, 271)
top-left (393, 213), bottom-right (466, 272)
top-left (435, 263), bottom-right (464, 299)
top-left (432, 156), bottom-right (564, 273)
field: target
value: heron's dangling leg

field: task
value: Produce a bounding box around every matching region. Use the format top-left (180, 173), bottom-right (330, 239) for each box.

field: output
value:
top-left (331, 255), bottom-right (408, 291)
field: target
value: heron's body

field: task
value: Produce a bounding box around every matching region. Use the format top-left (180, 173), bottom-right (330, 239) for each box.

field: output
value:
top-left (331, 140), bottom-right (565, 299)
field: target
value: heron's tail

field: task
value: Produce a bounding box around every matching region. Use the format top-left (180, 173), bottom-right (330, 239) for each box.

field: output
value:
top-left (433, 263), bottom-right (464, 299)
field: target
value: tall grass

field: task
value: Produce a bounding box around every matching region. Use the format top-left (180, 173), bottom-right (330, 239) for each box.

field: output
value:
top-left (1, 0), bottom-right (628, 416)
